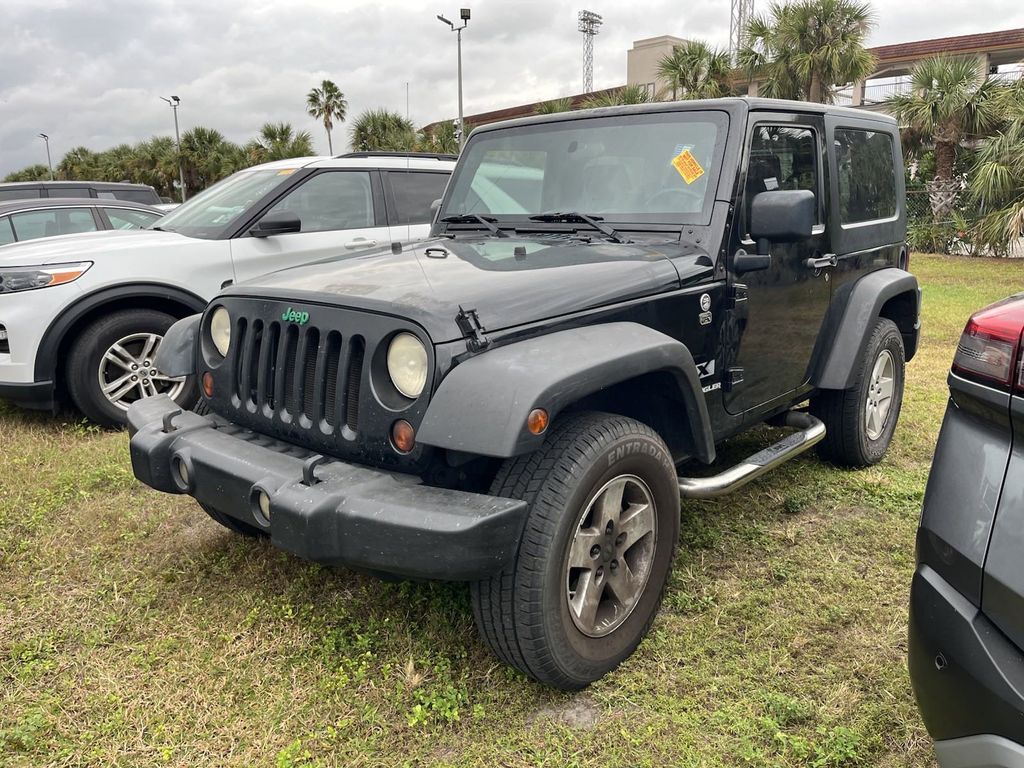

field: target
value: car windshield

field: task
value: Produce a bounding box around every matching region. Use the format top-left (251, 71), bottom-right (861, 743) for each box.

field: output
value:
top-left (440, 110), bottom-right (728, 228)
top-left (151, 168), bottom-right (299, 239)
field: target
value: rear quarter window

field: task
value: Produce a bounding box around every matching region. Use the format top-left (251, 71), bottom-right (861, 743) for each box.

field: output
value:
top-left (112, 188), bottom-right (161, 205)
top-left (834, 128), bottom-right (897, 225)
top-left (387, 171), bottom-right (450, 225)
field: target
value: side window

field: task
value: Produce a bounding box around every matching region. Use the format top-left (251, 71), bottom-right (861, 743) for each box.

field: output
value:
top-left (744, 125), bottom-right (819, 233)
top-left (51, 187), bottom-right (92, 198)
top-left (104, 207), bottom-right (161, 230)
top-left (0, 217), bottom-right (14, 245)
top-left (0, 189), bottom-right (42, 201)
top-left (835, 129), bottom-right (897, 224)
top-left (10, 208), bottom-right (98, 241)
top-left (388, 172), bottom-right (450, 225)
top-left (267, 171), bottom-right (374, 233)
top-left (113, 189), bottom-right (161, 205)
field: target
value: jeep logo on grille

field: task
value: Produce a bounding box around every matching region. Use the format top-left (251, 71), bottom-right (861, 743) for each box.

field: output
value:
top-left (281, 307), bottom-right (310, 325)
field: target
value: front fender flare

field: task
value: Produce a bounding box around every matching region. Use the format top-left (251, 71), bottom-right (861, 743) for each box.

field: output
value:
top-left (417, 322), bottom-right (715, 462)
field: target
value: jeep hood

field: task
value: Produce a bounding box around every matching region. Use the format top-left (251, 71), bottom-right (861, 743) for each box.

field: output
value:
top-left (224, 236), bottom-right (714, 342)
top-left (0, 228), bottom-right (192, 266)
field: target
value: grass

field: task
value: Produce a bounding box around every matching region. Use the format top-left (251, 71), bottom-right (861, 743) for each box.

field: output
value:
top-left (0, 253), bottom-right (1016, 767)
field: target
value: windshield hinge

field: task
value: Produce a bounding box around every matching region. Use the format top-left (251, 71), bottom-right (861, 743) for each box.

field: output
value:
top-left (456, 306), bottom-right (490, 352)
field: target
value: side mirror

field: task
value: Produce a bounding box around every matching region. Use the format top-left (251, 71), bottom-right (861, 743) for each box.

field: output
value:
top-left (250, 210), bottom-right (301, 238)
top-left (430, 198), bottom-right (442, 212)
top-left (749, 189), bottom-right (815, 255)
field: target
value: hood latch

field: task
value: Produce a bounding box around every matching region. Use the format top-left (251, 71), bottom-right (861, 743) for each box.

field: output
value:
top-left (456, 306), bottom-right (490, 352)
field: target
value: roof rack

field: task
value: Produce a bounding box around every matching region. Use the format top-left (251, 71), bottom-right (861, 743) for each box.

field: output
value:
top-left (334, 151), bottom-right (459, 161)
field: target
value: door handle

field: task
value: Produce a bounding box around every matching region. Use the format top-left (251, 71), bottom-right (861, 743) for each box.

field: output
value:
top-left (804, 254), bottom-right (837, 270)
top-left (344, 238), bottom-right (377, 250)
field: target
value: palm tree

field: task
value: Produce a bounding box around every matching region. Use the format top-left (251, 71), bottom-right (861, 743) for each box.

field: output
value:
top-left (2, 164), bottom-right (51, 182)
top-left (246, 122), bottom-right (315, 164)
top-left (971, 79), bottom-right (1024, 255)
top-left (738, 0), bottom-right (875, 103)
top-left (582, 84), bottom-right (652, 109)
top-left (419, 121), bottom-right (460, 154)
top-left (889, 56), bottom-right (1005, 219)
top-left (182, 126), bottom-right (246, 192)
top-left (57, 146), bottom-right (98, 180)
top-left (656, 40), bottom-right (733, 100)
top-left (306, 79), bottom-right (348, 155)
top-left (535, 97), bottom-right (575, 115)
top-left (350, 109), bottom-right (417, 152)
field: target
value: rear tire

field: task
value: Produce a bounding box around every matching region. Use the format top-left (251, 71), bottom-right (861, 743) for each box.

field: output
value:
top-left (470, 412), bottom-right (680, 689)
top-left (198, 502), bottom-right (266, 538)
top-left (66, 309), bottom-right (197, 427)
top-left (811, 318), bottom-right (905, 467)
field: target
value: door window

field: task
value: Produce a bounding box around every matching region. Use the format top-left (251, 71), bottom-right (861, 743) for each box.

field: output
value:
top-left (744, 125), bottom-right (820, 233)
top-left (267, 171), bottom-right (374, 233)
top-left (10, 208), bottom-right (98, 241)
top-left (834, 129), bottom-right (897, 224)
top-left (387, 171), bottom-right (450, 225)
top-left (49, 187), bottom-right (92, 198)
top-left (0, 217), bottom-right (14, 245)
top-left (0, 189), bottom-right (41, 201)
top-left (104, 207), bottom-right (162, 230)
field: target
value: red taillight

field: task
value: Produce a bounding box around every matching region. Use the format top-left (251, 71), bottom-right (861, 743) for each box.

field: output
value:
top-left (952, 296), bottom-right (1024, 392)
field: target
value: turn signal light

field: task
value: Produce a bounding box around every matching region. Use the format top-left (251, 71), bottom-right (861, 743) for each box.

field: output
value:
top-left (391, 419), bottom-right (416, 453)
top-left (527, 408), bottom-right (549, 435)
top-left (953, 296), bottom-right (1024, 392)
top-left (201, 371), bottom-right (214, 398)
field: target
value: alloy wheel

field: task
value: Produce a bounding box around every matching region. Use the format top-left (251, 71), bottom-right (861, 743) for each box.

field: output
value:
top-left (865, 348), bottom-right (895, 441)
top-left (97, 332), bottom-right (185, 411)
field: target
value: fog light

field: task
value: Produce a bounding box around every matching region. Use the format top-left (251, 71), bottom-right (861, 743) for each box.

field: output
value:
top-left (258, 490), bottom-right (271, 520)
top-left (174, 457), bottom-right (190, 487)
top-left (391, 419), bottom-right (416, 453)
top-left (201, 371), bottom-right (214, 398)
top-left (527, 408), bottom-right (549, 435)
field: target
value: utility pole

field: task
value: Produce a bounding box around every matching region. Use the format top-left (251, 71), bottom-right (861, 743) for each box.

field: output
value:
top-left (437, 8), bottom-right (471, 150)
top-left (578, 10), bottom-right (603, 93)
top-left (161, 95), bottom-right (187, 202)
top-left (729, 0), bottom-right (755, 62)
top-left (38, 133), bottom-right (53, 180)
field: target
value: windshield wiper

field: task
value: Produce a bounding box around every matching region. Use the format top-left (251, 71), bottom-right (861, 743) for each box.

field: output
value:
top-left (528, 212), bottom-right (630, 243)
top-left (440, 213), bottom-right (510, 238)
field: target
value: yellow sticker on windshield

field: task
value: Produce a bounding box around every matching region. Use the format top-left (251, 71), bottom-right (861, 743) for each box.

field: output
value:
top-left (671, 149), bottom-right (705, 185)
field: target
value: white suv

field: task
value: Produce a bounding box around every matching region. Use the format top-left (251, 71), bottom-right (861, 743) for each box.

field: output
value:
top-left (0, 152), bottom-right (455, 425)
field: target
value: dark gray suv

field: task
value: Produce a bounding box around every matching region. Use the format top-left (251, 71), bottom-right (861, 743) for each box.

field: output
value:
top-left (910, 293), bottom-right (1024, 767)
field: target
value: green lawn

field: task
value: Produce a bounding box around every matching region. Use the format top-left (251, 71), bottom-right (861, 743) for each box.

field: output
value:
top-left (0, 253), bottom-right (1018, 767)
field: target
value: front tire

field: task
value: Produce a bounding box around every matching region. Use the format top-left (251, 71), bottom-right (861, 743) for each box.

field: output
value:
top-left (471, 412), bottom-right (680, 689)
top-left (198, 502), bottom-right (266, 538)
top-left (66, 309), bottom-right (197, 427)
top-left (811, 317), bottom-right (905, 467)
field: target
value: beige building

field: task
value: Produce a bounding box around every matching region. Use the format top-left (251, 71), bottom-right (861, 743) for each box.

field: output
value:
top-left (626, 35), bottom-right (686, 99)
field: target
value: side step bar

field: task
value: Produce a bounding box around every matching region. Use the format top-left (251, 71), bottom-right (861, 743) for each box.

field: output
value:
top-left (678, 411), bottom-right (826, 499)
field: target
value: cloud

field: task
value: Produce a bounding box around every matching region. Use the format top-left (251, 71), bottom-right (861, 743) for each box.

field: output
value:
top-left (2, 0), bottom-right (1023, 176)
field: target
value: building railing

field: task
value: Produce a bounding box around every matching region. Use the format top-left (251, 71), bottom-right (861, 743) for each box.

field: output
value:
top-left (832, 66), bottom-right (1021, 107)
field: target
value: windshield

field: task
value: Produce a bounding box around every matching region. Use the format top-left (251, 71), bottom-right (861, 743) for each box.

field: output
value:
top-left (440, 110), bottom-right (728, 228)
top-left (152, 167), bottom-right (299, 238)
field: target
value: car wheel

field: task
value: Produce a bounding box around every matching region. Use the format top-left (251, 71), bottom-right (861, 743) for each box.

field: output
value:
top-left (470, 412), bottom-right (680, 689)
top-left (197, 502), bottom-right (267, 538)
top-left (66, 309), bottom-right (197, 427)
top-left (811, 317), bottom-right (905, 467)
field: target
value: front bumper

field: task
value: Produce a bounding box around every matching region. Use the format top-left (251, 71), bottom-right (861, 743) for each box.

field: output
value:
top-left (127, 394), bottom-right (528, 580)
top-left (0, 379), bottom-right (55, 410)
top-left (909, 565), bottom-right (1024, 766)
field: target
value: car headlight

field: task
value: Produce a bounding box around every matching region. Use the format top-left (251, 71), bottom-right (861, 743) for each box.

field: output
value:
top-left (210, 307), bottom-right (231, 357)
top-left (0, 262), bottom-right (92, 293)
top-left (387, 332), bottom-right (427, 398)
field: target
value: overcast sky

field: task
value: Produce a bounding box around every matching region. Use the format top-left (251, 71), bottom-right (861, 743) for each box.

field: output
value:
top-left (2, 0), bottom-right (1024, 177)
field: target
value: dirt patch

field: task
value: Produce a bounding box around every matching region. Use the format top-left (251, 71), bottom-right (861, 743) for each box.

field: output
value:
top-left (528, 695), bottom-right (602, 730)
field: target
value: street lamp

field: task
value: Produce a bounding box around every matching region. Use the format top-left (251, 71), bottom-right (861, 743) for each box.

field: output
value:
top-left (161, 95), bottom-right (187, 202)
top-left (38, 134), bottom-right (53, 180)
top-left (437, 8), bottom-right (471, 150)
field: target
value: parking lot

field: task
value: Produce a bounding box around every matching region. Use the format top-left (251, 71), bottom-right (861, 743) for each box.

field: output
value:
top-left (0, 252), bottom-right (1010, 767)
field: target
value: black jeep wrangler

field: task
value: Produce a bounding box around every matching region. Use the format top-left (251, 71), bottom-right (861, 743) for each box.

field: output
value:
top-left (128, 98), bottom-right (920, 689)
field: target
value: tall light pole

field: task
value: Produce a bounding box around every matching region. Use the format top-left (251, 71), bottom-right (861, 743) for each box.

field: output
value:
top-left (578, 10), bottom-right (603, 93)
top-left (437, 8), bottom-right (471, 150)
top-left (161, 95), bottom-right (187, 202)
top-left (38, 134), bottom-right (53, 180)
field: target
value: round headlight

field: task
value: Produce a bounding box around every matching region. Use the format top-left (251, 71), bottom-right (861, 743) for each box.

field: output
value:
top-left (210, 307), bottom-right (231, 357)
top-left (387, 332), bottom-right (427, 399)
